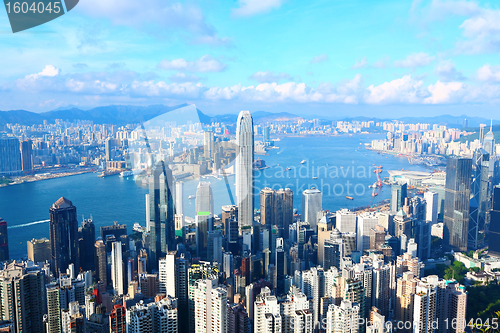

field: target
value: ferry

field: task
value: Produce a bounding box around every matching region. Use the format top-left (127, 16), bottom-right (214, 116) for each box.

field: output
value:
top-left (346, 196), bottom-right (354, 200)
top-left (120, 170), bottom-right (134, 177)
top-left (286, 167), bottom-right (291, 171)
top-left (312, 177), bottom-right (318, 179)
top-left (300, 160), bottom-right (306, 164)
top-left (188, 195), bottom-right (196, 200)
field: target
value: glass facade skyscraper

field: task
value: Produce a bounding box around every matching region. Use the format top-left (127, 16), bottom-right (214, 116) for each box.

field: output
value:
top-left (444, 157), bottom-right (472, 252)
top-left (236, 111), bottom-right (254, 229)
top-left (49, 197), bottom-right (80, 276)
top-left (148, 161), bottom-right (175, 270)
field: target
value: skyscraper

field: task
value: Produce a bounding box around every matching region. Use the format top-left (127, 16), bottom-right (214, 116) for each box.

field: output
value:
top-left (159, 253), bottom-right (176, 297)
top-left (110, 304), bottom-right (127, 333)
top-left (0, 265), bottom-right (46, 333)
top-left (195, 181), bottom-right (214, 258)
top-left (424, 191), bottom-right (438, 225)
top-left (260, 187), bottom-right (275, 227)
top-left (0, 136), bottom-right (22, 176)
top-left (204, 130), bottom-right (215, 160)
top-left (260, 187), bottom-right (294, 240)
top-left (49, 197), bottom-right (80, 277)
top-left (275, 188), bottom-right (294, 239)
top-left (336, 209), bottom-right (357, 234)
top-left (105, 138), bottom-right (112, 161)
top-left (391, 183), bottom-right (407, 212)
top-left (469, 149), bottom-right (489, 249)
top-left (489, 186), bottom-right (500, 257)
top-left (94, 239), bottom-right (107, 286)
top-left (236, 111), bottom-right (254, 229)
top-left (326, 301), bottom-right (360, 333)
top-left (20, 139), bottom-right (33, 172)
top-left (149, 161), bottom-right (175, 269)
top-left (302, 188), bottom-right (322, 230)
top-left (111, 241), bottom-right (124, 295)
top-left (0, 218), bottom-right (8, 261)
top-left (483, 121), bottom-right (495, 157)
top-left (176, 181), bottom-right (184, 216)
top-left (443, 157), bottom-right (472, 252)
top-left (79, 218), bottom-right (95, 271)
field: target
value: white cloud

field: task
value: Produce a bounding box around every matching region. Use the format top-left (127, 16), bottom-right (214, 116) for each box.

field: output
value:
top-left (8, 66), bottom-right (500, 108)
top-left (311, 54), bottom-right (329, 64)
top-left (232, 0), bottom-right (284, 17)
top-left (26, 65), bottom-right (61, 80)
top-left (425, 81), bottom-right (464, 104)
top-left (366, 75), bottom-right (427, 104)
top-left (249, 71), bottom-right (292, 83)
top-left (394, 53), bottom-right (435, 68)
top-left (435, 60), bottom-right (466, 81)
top-left (351, 57), bottom-right (368, 69)
top-left (477, 64), bottom-right (500, 82)
top-left (78, 0), bottom-right (229, 45)
top-left (158, 55), bottom-right (226, 73)
top-left (168, 72), bottom-right (201, 83)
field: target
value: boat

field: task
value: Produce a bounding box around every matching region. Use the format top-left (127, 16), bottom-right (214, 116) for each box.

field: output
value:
top-left (188, 195), bottom-right (195, 200)
top-left (312, 177), bottom-right (318, 179)
top-left (120, 170), bottom-right (134, 177)
top-left (346, 196), bottom-right (354, 200)
top-left (372, 193), bottom-right (378, 197)
top-left (300, 160), bottom-right (306, 164)
top-left (286, 167), bottom-right (291, 171)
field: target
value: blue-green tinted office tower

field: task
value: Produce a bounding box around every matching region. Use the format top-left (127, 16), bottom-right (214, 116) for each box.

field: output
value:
top-left (391, 183), bottom-right (407, 212)
top-left (489, 186), bottom-right (500, 257)
top-left (149, 161), bottom-right (175, 270)
top-left (444, 157), bottom-right (472, 252)
top-left (470, 149), bottom-right (489, 249)
top-left (79, 218), bottom-right (95, 271)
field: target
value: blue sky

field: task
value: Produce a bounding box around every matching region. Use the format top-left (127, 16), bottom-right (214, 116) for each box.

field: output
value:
top-left (1, 0), bottom-right (500, 118)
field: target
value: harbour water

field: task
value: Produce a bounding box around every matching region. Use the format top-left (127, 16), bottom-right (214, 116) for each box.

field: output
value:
top-left (0, 134), bottom-right (429, 259)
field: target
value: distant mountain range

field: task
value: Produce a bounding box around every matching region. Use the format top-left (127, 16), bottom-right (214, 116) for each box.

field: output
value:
top-left (0, 104), bottom-right (498, 127)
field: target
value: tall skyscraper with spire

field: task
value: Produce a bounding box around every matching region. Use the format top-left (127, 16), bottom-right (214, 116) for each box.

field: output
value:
top-left (236, 111), bottom-right (254, 229)
top-left (484, 120), bottom-right (495, 156)
top-left (149, 161), bottom-right (175, 270)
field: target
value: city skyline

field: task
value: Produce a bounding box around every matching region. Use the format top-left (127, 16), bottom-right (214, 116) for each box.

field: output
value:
top-left (1, 1), bottom-right (500, 117)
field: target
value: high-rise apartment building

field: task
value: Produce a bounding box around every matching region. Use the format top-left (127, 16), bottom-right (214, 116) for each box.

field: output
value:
top-left (0, 265), bottom-right (46, 333)
top-left (110, 304), bottom-right (126, 333)
top-left (326, 301), bottom-right (360, 333)
top-left (94, 239), bottom-right (107, 286)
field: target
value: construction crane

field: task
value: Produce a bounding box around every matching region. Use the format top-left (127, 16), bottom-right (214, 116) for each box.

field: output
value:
top-left (373, 166), bottom-right (383, 188)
